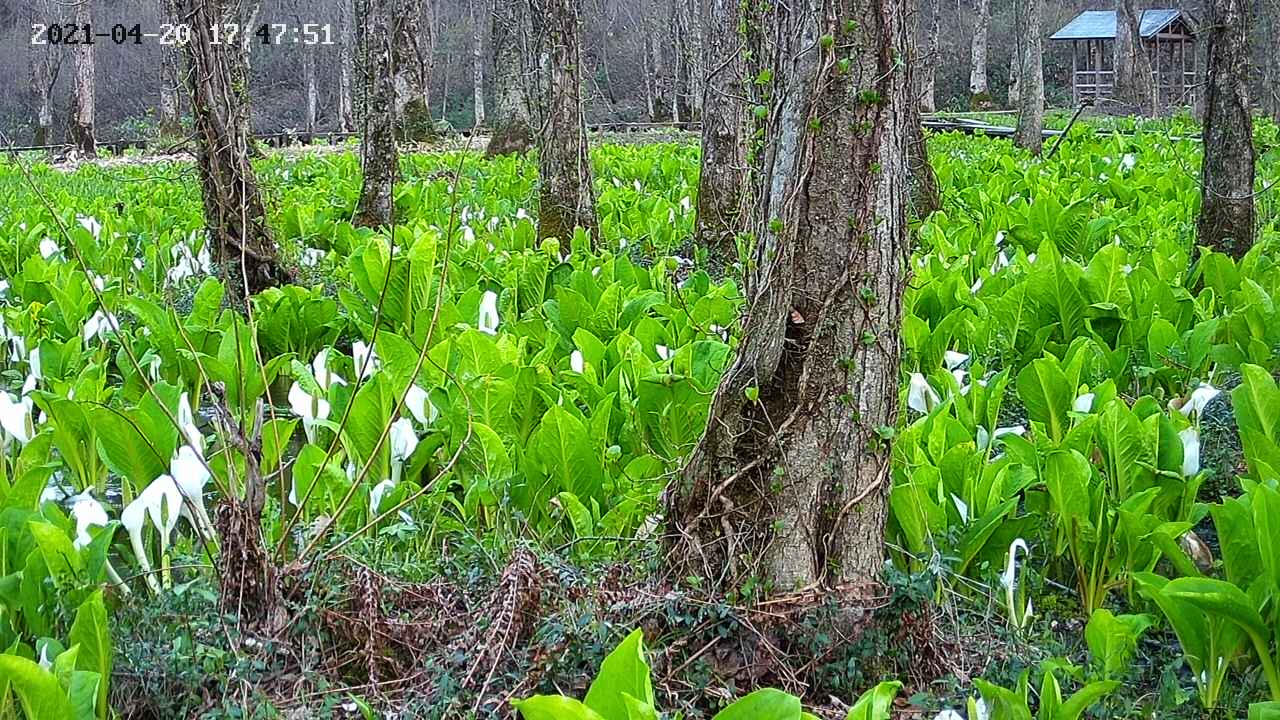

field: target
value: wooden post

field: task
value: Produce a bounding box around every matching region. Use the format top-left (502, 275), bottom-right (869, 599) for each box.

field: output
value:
top-left (1155, 34), bottom-right (1161, 109)
top-left (1072, 39), bottom-right (1079, 104)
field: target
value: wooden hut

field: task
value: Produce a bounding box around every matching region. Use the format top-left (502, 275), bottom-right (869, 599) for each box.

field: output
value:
top-left (1049, 9), bottom-right (1198, 107)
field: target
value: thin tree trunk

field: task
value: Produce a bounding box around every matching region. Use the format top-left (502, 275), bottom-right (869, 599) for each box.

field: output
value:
top-left (906, 0), bottom-right (938, 217)
top-left (968, 0), bottom-right (990, 108)
top-left (471, 0), bottom-right (487, 126)
top-left (485, 0), bottom-right (533, 155)
top-left (68, 0), bottom-right (96, 157)
top-left (159, 0), bottom-right (183, 136)
top-left (338, 0), bottom-right (356, 132)
top-left (1114, 0), bottom-right (1154, 112)
top-left (1198, 0), bottom-right (1255, 257)
top-left (665, 0), bottom-right (911, 592)
top-left (1013, 0), bottom-right (1044, 155)
top-left (27, 1), bottom-right (60, 147)
top-left (356, 0), bottom-right (399, 227)
top-left (694, 0), bottom-right (745, 269)
top-left (303, 44), bottom-right (318, 135)
top-left (1266, 0), bottom-right (1280, 123)
top-left (918, 0), bottom-right (938, 113)
top-left (1007, 52), bottom-right (1021, 108)
top-left (178, 0), bottom-right (287, 296)
top-left (527, 0), bottom-right (598, 241)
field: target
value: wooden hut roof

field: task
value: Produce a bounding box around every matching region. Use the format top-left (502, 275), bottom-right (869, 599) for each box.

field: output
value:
top-left (1049, 9), bottom-right (1196, 41)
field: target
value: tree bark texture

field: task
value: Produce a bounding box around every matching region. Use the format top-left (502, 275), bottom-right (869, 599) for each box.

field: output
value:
top-left (1113, 0), bottom-right (1154, 112)
top-left (68, 0), bottom-right (96, 157)
top-left (159, 0), bottom-right (184, 136)
top-left (665, 0), bottom-right (911, 592)
top-left (1197, 0), bottom-right (1255, 258)
top-left (392, 0), bottom-right (432, 135)
top-left (918, 0), bottom-right (938, 112)
top-left (178, 0), bottom-right (288, 296)
top-left (303, 44), bottom-right (319, 135)
top-left (471, 0), bottom-right (487, 126)
top-left (27, 0), bottom-right (60, 147)
top-left (338, 0), bottom-right (357, 133)
top-left (694, 0), bottom-right (746, 270)
top-left (907, 0), bottom-right (939, 216)
top-left (356, 0), bottom-right (399, 227)
top-left (1007, 52), bottom-right (1020, 108)
top-left (527, 0), bottom-right (599, 242)
top-left (1013, 0), bottom-right (1044, 155)
top-left (1266, 0), bottom-right (1280, 123)
top-left (485, 0), bottom-right (533, 155)
top-left (968, 0), bottom-right (990, 108)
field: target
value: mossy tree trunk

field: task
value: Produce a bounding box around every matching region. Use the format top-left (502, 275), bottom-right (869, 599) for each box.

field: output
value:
top-left (968, 0), bottom-right (990, 108)
top-left (665, 0), bottom-right (912, 593)
top-left (355, 0), bottom-right (399, 227)
top-left (1013, 0), bottom-right (1044, 155)
top-left (694, 0), bottom-right (746, 270)
top-left (179, 0), bottom-right (288, 296)
top-left (68, 0), bottom-right (96, 157)
top-left (1198, 0), bottom-right (1255, 258)
top-left (484, 0), bottom-right (533, 156)
top-left (1113, 0), bottom-right (1154, 113)
top-left (527, 0), bottom-right (598, 242)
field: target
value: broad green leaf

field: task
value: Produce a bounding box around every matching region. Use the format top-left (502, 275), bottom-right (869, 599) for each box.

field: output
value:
top-left (585, 628), bottom-right (654, 720)
top-left (844, 680), bottom-right (901, 720)
top-left (711, 688), bottom-right (802, 720)
top-left (69, 590), bottom-right (111, 719)
top-left (513, 695), bottom-right (607, 720)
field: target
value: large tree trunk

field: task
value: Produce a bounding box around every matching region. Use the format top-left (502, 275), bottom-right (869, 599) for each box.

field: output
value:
top-left (355, 0), bottom-right (399, 227)
top-left (393, 0), bottom-right (432, 136)
top-left (1113, 0), bottom-right (1154, 113)
top-left (918, 0), bottom-right (938, 113)
top-left (527, 0), bottom-right (598, 242)
top-left (1266, 0), bottom-right (1280, 123)
top-left (907, 0), bottom-right (939, 217)
top-left (485, 0), bottom-right (533, 155)
top-left (338, 0), bottom-right (356, 133)
top-left (159, 0), bottom-right (183, 136)
top-left (968, 0), bottom-right (990, 108)
top-left (694, 0), bottom-right (745, 269)
top-left (1197, 0), bottom-right (1255, 258)
top-left (27, 1), bottom-right (60, 147)
top-left (68, 0), bottom-right (96, 157)
top-left (665, 0), bottom-right (911, 592)
top-left (471, 0), bottom-right (487, 126)
top-left (179, 0), bottom-right (287, 296)
top-left (1013, 0), bottom-right (1044, 155)
top-left (303, 44), bottom-right (319, 136)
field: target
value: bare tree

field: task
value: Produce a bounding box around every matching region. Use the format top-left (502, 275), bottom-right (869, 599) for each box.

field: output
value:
top-left (1113, 0), bottom-right (1153, 112)
top-left (693, 0), bottom-right (744, 268)
top-left (302, 44), bottom-right (319, 135)
top-left (337, 0), bottom-right (357, 133)
top-left (356, 0), bottom-right (399, 227)
top-left (1197, 0), bottom-right (1255, 257)
top-left (393, 0), bottom-right (432, 132)
top-left (907, 0), bottom-right (938, 216)
top-left (918, 0), bottom-right (938, 112)
top-left (68, 0), bottom-right (96, 156)
top-left (1013, 0), bottom-right (1043, 154)
top-left (527, 0), bottom-right (598, 241)
top-left (179, 0), bottom-right (288, 295)
top-left (485, 0), bottom-right (533, 155)
top-left (27, 0), bottom-right (60, 147)
top-left (968, 0), bottom-right (990, 108)
top-left (665, 0), bottom-right (912, 591)
top-left (159, 0), bottom-right (183, 136)
top-left (1266, 0), bottom-right (1280, 123)
top-left (470, 0), bottom-right (487, 126)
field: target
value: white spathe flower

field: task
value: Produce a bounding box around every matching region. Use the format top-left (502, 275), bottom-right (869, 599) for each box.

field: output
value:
top-left (122, 473), bottom-right (183, 594)
top-left (144, 353), bottom-right (162, 383)
top-left (515, 207), bottom-right (529, 220)
top-left (679, 196), bottom-right (692, 213)
top-left (0, 392), bottom-right (35, 445)
top-left (951, 493), bottom-right (970, 524)
top-left (1119, 153), bottom-right (1137, 172)
top-left (177, 391), bottom-right (203, 453)
top-left (478, 291), bottom-right (500, 335)
top-left (1073, 392), bottom-right (1095, 413)
top-left (299, 248), bottom-right (326, 267)
top-left (39, 238), bottom-right (59, 260)
top-left (171, 445), bottom-right (215, 541)
top-left (370, 479), bottom-right (396, 517)
top-left (83, 310), bottom-right (120, 343)
top-left (943, 351), bottom-right (969, 370)
top-left (1179, 383), bottom-right (1221, 419)
top-left (907, 373), bottom-right (941, 414)
top-left (389, 418), bottom-right (419, 485)
top-left (977, 424), bottom-right (1026, 451)
top-left (1180, 427), bottom-right (1201, 477)
top-left (77, 214), bottom-right (102, 239)
top-left (933, 711), bottom-right (964, 720)
top-left (970, 276), bottom-right (983, 294)
top-left (288, 382), bottom-right (330, 444)
top-left (69, 491), bottom-right (110, 549)
top-left (1002, 538), bottom-right (1033, 629)
top-left (570, 350), bottom-right (585, 373)
top-left (656, 344), bottom-right (671, 361)
top-left (312, 348), bottom-right (348, 391)
top-left (352, 340), bottom-right (379, 378)
top-left (462, 226), bottom-right (476, 244)
top-left (8, 335), bottom-right (25, 363)
top-left (405, 385), bottom-right (437, 426)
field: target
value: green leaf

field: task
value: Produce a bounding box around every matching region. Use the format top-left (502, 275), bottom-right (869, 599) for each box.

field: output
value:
top-left (1017, 357), bottom-right (1072, 443)
top-left (69, 590), bottom-right (111, 719)
top-left (1055, 680), bottom-right (1119, 720)
top-left (513, 695), bottom-right (607, 720)
top-left (585, 629), bottom-right (655, 720)
top-left (844, 681), bottom-right (901, 720)
top-left (1084, 609), bottom-right (1152, 679)
top-left (0, 654), bottom-right (75, 720)
top-left (711, 688), bottom-right (803, 720)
